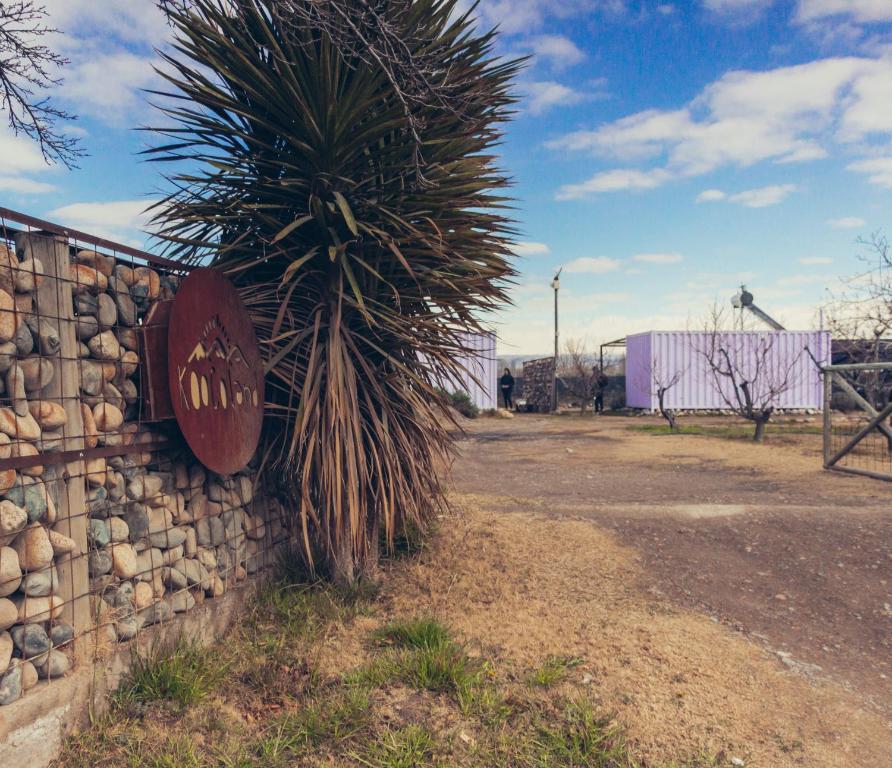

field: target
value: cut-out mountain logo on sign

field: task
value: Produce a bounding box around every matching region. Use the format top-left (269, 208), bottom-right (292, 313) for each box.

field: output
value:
top-left (175, 315), bottom-right (259, 413)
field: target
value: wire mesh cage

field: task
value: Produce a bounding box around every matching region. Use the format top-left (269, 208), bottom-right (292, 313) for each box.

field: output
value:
top-left (0, 208), bottom-right (289, 707)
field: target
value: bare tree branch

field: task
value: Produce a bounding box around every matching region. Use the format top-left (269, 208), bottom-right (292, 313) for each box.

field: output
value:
top-left (0, 0), bottom-right (83, 166)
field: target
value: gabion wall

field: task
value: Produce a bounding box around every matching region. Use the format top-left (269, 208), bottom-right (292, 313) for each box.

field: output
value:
top-left (0, 223), bottom-right (288, 708)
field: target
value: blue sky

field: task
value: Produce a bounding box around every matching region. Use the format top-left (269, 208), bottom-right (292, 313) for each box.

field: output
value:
top-left (2, 1), bottom-right (892, 354)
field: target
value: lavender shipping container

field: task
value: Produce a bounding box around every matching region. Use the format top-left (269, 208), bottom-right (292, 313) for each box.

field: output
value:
top-left (625, 330), bottom-right (830, 411)
top-left (436, 331), bottom-right (498, 410)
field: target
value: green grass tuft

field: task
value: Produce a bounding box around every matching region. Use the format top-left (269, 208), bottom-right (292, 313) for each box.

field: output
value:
top-left (529, 699), bottom-right (632, 767)
top-left (373, 617), bottom-right (452, 650)
top-left (528, 656), bottom-right (585, 687)
top-left (116, 640), bottom-right (227, 710)
top-left (355, 725), bottom-right (436, 768)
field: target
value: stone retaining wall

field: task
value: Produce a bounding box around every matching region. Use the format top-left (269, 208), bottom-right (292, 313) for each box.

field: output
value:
top-left (0, 228), bottom-right (288, 754)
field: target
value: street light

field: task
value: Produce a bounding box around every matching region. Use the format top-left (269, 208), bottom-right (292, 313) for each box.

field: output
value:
top-left (551, 268), bottom-right (561, 412)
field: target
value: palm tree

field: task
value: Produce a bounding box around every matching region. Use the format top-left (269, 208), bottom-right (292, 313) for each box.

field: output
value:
top-left (148, 0), bottom-right (521, 584)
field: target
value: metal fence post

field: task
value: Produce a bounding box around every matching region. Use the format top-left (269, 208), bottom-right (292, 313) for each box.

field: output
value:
top-left (822, 368), bottom-right (831, 468)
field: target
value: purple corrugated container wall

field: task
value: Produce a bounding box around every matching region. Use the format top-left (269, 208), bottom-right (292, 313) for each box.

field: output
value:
top-left (625, 330), bottom-right (831, 410)
top-left (436, 331), bottom-right (498, 410)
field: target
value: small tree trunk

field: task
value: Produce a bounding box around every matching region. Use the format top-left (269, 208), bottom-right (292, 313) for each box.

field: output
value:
top-left (330, 534), bottom-right (356, 588)
top-left (753, 418), bottom-right (768, 443)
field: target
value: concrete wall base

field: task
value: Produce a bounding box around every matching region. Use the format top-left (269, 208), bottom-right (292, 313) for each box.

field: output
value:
top-left (0, 577), bottom-right (262, 766)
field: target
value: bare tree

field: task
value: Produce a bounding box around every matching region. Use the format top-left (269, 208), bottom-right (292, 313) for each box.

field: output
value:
top-left (826, 232), bottom-right (892, 410)
top-left (700, 307), bottom-right (801, 442)
top-left (558, 338), bottom-right (597, 413)
top-left (0, 1), bottom-right (82, 166)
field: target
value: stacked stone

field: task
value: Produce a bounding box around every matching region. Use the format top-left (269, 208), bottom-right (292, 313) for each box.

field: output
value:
top-left (0, 241), bottom-right (287, 707)
top-left (0, 243), bottom-right (80, 705)
top-left (89, 459), bottom-right (288, 643)
top-left (522, 357), bottom-right (556, 412)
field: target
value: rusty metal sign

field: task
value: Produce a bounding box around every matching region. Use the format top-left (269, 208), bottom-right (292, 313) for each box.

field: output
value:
top-left (168, 268), bottom-right (264, 474)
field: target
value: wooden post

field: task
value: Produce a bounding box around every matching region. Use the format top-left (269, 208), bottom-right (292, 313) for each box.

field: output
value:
top-left (822, 369), bottom-right (832, 468)
top-left (13, 231), bottom-right (89, 649)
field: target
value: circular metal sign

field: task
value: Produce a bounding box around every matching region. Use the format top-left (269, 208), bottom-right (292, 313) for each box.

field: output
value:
top-left (168, 268), bottom-right (264, 474)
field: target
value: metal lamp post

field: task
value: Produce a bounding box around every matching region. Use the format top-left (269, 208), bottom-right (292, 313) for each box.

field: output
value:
top-left (551, 268), bottom-right (561, 412)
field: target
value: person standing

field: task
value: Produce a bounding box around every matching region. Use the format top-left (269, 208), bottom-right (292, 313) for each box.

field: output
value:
top-left (593, 367), bottom-right (609, 414)
top-left (500, 367), bottom-right (515, 409)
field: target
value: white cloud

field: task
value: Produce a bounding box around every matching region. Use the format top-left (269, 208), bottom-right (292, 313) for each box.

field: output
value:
top-left (467, 0), bottom-right (622, 36)
top-left (796, 0), bottom-right (892, 23)
top-left (696, 189), bottom-right (727, 203)
top-left (556, 168), bottom-right (670, 199)
top-left (728, 184), bottom-right (796, 208)
top-left (827, 216), bottom-right (866, 229)
top-left (549, 56), bottom-right (892, 193)
top-left (529, 35), bottom-right (585, 69)
top-left (526, 81), bottom-right (585, 114)
top-left (563, 257), bottom-right (622, 274)
top-left (47, 200), bottom-right (159, 246)
top-left (0, 177), bottom-right (57, 194)
top-left (510, 241), bottom-right (551, 256)
top-left (61, 52), bottom-right (161, 121)
top-left (846, 157), bottom-right (892, 187)
top-left (43, 0), bottom-right (169, 49)
top-left (633, 252), bottom-right (684, 264)
top-left (800, 256), bottom-right (834, 264)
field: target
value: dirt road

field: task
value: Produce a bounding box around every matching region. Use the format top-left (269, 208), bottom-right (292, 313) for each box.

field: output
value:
top-left (449, 414), bottom-right (892, 733)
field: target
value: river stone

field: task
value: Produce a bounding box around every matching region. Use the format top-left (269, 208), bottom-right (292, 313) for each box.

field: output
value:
top-left (135, 548), bottom-right (163, 581)
top-left (11, 623), bottom-right (50, 660)
top-left (0, 408), bottom-right (40, 441)
top-left (89, 519), bottom-right (110, 548)
top-left (0, 598), bottom-right (15, 630)
top-left (19, 356), bottom-right (54, 391)
top-left (0, 547), bottom-right (20, 598)
top-left (14, 594), bottom-right (63, 623)
top-left (37, 319), bottom-right (60, 356)
top-left (89, 549), bottom-right (113, 576)
top-left (116, 616), bottom-right (138, 641)
top-left (87, 487), bottom-right (109, 517)
top-left (0, 631), bottom-right (10, 674)
top-left (13, 258), bottom-right (43, 292)
top-left (108, 516), bottom-right (129, 543)
top-left (124, 505), bottom-right (149, 540)
top-left (111, 543), bottom-right (138, 579)
top-left (12, 524), bottom-right (53, 571)
top-left (138, 599), bottom-right (172, 629)
top-left (116, 327), bottom-right (138, 351)
top-left (106, 581), bottom-right (134, 608)
top-left (12, 322), bottom-right (32, 358)
top-left (75, 292), bottom-right (98, 315)
top-left (0, 501), bottom-right (26, 545)
top-left (0, 664), bottom-right (22, 705)
top-left (49, 623), bottom-right (74, 648)
top-left (0, 290), bottom-right (15, 343)
top-left (97, 293), bottom-right (117, 329)
top-left (209, 517), bottom-right (225, 547)
top-left (107, 471), bottom-right (126, 501)
top-left (20, 660), bottom-right (37, 690)
top-left (21, 566), bottom-right (58, 596)
top-left (0, 342), bottom-right (13, 374)
top-left (48, 529), bottom-right (77, 556)
top-left (5, 480), bottom-right (47, 523)
top-left (184, 527), bottom-right (197, 556)
top-left (29, 401), bottom-right (67, 429)
top-left (80, 360), bottom-right (103, 395)
top-left (133, 581), bottom-right (153, 610)
top-left (72, 263), bottom-right (107, 292)
top-left (37, 649), bottom-right (69, 679)
top-left (195, 517), bottom-right (211, 548)
top-left (170, 591), bottom-right (195, 613)
top-left (162, 565), bottom-right (187, 591)
top-left (93, 402), bottom-right (124, 432)
top-left (128, 475), bottom-right (164, 503)
top-left (150, 526), bottom-right (187, 551)
top-left (76, 249), bottom-right (115, 277)
top-left (113, 289), bottom-right (137, 327)
top-left (88, 330), bottom-right (121, 361)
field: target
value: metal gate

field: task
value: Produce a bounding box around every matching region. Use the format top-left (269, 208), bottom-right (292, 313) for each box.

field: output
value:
top-left (823, 362), bottom-right (892, 481)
